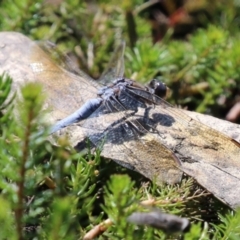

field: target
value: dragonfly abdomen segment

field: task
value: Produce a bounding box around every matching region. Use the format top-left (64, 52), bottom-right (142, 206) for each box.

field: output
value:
top-left (50, 98), bottom-right (102, 134)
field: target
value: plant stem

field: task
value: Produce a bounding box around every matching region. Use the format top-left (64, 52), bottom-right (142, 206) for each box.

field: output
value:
top-left (15, 109), bottom-right (33, 240)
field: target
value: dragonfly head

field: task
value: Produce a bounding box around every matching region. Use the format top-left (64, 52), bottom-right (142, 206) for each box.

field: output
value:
top-left (148, 79), bottom-right (169, 99)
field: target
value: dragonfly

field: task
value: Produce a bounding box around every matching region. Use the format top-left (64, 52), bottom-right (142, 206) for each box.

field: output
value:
top-left (1, 32), bottom-right (240, 209)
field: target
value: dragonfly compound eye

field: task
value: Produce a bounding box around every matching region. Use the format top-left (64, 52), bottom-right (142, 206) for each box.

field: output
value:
top-left (148, 79), bottom-right (167, 98)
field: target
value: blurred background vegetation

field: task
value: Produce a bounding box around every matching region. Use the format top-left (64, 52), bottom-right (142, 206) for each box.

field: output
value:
top-left (1, 0), bottom-right (240, 119)
top-left (1, 0), bottom-right (240, 239)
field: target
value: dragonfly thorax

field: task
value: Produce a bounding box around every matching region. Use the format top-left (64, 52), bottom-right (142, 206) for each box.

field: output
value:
top-left (97, 78), bottom-right (134, 100)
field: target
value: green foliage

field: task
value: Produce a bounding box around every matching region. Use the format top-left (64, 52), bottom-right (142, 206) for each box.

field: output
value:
top-left (1, 0), bottom-right (240, 239)
top-left (2, 0), bottom-right (240, 116)
top-left (0, 71), bottom-right (239, 239)
top-left (0, 74), bottom-right (215, 239)
top-left (125, 24), bottom-right (240, 115)
top-left (212, 210), bottom-right (240, 239)
top-left (0, 197), bottom-right (17, 240)
top-left (0, 0), bottom-right (43, 34)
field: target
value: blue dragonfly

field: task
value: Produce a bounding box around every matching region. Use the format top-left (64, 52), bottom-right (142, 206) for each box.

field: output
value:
top-left (1, 32), bottom-right (240, 209)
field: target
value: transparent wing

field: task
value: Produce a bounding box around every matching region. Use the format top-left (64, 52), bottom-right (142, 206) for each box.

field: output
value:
top-left (76, 87), bottom-right (182, 185)
top-left (98, 41), bottom-right (125, 85)
top-left (72, 78), bottom-right (240, 206)
top-left (37, 41), bottom-right (100, 87)
top-left (0, 32), bottom-right (101, 125)
top-left (121, 84), bottom-right (240, 207)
